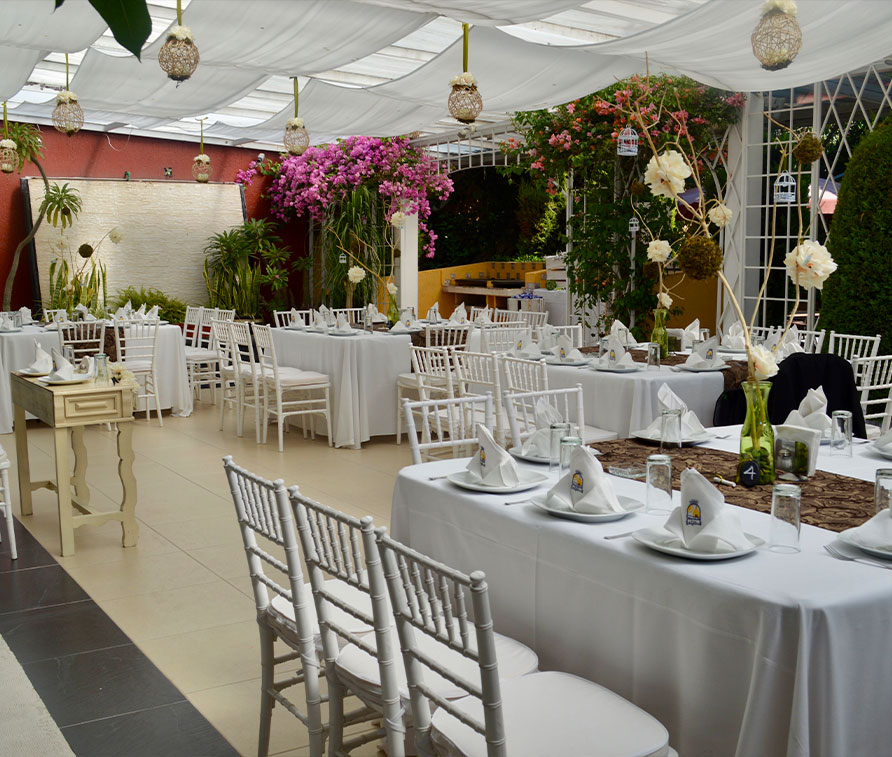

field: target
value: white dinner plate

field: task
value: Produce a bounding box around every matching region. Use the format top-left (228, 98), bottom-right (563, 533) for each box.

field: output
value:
top-left (508, 446), bottom-right (551, 464)
top-left (328, 330), bottom-right (358, 337)
top-left (446, 468), bottom-right (549, 493)
top-left (837, 532), bottom-right (892, 560)
top-left (592, 364), bottom-right (641, 374)
top-left (38, 375), bottom-right (93, 385)
top-left (544, 358), bottom-right (591, 367)
top-left (631, 429), bottom-right (712, 446)
top-left (283, 324), bottom-right (306, 330)
top-left (717, 346), bottom-right (747, 354)
top-left (632, 527), bottom-right (764, 560)
top-left (671, 364), bottom-right (727, 373)
top-left (530, 493), bottom-right (643, 522)
top-left (18, 367), bottom-right (49, 377)
top-left (0, 328), bottom-right (22, 333)
top-left (870, 444), bottom-right (892, 460)
top-left (306, 327), bottom-right (328, 333)
top-left (384, 329), bottom-right (422, 335)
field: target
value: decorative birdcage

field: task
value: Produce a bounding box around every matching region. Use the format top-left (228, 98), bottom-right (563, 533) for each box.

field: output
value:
top-left (283, 79), bottom-right (309, 155)
top-left (159, 2), bottom-right (199, 82)
top-left (628, 216), bottom-right (640, 233)
top-left (0, 103), bottom-right (15, 174)
top-left (751, 8), bottom-right (802, 71)
top-left (773, 171), bottom-right (797, 203)
top-left (52, 55), bottom-right (83, 137)
top-left (192, 118), bottom-right (211, 183)
top-left (447, 24), bottom-right (483, 124)
top-left (617, 125), bottom-right (639, 156)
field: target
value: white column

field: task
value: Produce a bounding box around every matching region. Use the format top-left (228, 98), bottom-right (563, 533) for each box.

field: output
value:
top-left (398, 213), bottom-right (419, 312)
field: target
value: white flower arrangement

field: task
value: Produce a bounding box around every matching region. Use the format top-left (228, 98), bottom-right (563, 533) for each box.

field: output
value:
top-left (647, 239), bottom-right (671, 263)
top-left (108, 227), bottom-right (124, 244)
top-left (109, 362), bottom-right (139, 393)
top-left (784, 240), bottom-right (837, 290)
top-left (386, 281), bottom-right (398, 296)
top-left (750, 344), bottom-right (779, 380)
top-left (708, 203), bottom-right (733, 228)
top-left (657, 292), bottom-right (673, 309)
top-left (450, 72), bottom-right (478, 88)
top-left (347, 265), bottom-right (366, 284)
top-left (389, 211), bottom-right (407, 228)
top-left (193, 153), bottom-right (211, 164)
top-left (286, 117), bottom-right (305, 129)
top-left (56, 90), bottom-right (78, 104)
top-left (168, 25), bottom-right (194, 41)
top-left (0, 138), bottom-right (16, 150)
top-left (643, 150), bottom-right (691, 199)
top-left (762, 0), bottom-right (797, 15)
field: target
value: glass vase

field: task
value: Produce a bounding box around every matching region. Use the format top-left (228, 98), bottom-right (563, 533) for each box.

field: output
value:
top-left (650, 307), bottom-right (669, 358)
top-left (738, 380), bottom-right (775, 485)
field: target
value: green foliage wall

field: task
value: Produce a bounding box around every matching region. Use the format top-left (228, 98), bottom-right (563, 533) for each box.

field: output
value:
top-left (820, 116), bottom-right (892, 352)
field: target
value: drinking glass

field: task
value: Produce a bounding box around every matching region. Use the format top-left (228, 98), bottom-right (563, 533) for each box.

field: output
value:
top-left (830, 410), bottom-right (853, 457)
top-left (699, 328), bottom-right (710, 341)
top-left (875, 469), bottom-right (892, 515)
top-left (646, 454), bottom-right (673, 514)
top-left (559, 436), bottom-right (582, 479)
top-left (549, 422), bottom-right (571, 474)
top-left (94, 353), bottom-right (109, 384)
top-left (769, 483), bottom-right (801, 553)
top-left (599, 337), bottom-right (609, 358)
top-left (647, 342), bottom-right (661, 369)
top-left (659, 409), bottom-right (682, 452)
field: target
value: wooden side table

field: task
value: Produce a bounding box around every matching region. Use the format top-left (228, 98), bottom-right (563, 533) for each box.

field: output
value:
top-left (11, 373), bottom-right (137, 556)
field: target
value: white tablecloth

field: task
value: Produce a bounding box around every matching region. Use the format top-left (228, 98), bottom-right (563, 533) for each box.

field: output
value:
top-left (272, 328), bottom-right (411, 448)
top-left (545, 362), bottom-right (724, 438)
top-left (391, 447), bottom-right (892, 756)
top-left (0, 323), bottom-right (192, 433)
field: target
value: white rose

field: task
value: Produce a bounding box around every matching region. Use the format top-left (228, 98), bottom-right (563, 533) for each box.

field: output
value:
top-left (708, 203), bottom-right (733, 228)
top-left (657, 292), bottom-right (673, 309)
top-left (647, 239), bottom-right (671, 263)
top-left (108, 227), bottom-right (123, 244)
top-left (194, 153), bottom-right (210, 164)
top-left (784, 240), bottom-right (837, 290)
top-left (347, 266), bottom-right (366, 284)
top-left (168, 25), bottom-right (194, 41)
top-left (750, 344), bottom-right (779, 379)
top-left (389, 211), bottom-right (406, 228)
top-left (449, 72), bottom-right (477, 87)
top-left (386, 281), bottom-right (398, 296)
top-left (56, 90), bottom-right (78, 104)
top-left (286, 117), bottom-right (305, 129)
top-left (643, 150), bottom-right (691, 199)
top-left (762, 0), bottom-right (796, 15)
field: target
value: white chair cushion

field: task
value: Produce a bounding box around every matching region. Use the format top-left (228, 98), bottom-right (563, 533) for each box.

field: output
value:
top-left (120, 359), bottom-right (152, 373)
top-left (270, 367), bottom-right (330, 387)
top-left (269, 578), bottom-right (372, 638)
top-left (432, 671), bottom-right (671, 757)
top-left (335, 627), bottom-right (537, 703)
top-left (185, 347), bottom-right (219, 362)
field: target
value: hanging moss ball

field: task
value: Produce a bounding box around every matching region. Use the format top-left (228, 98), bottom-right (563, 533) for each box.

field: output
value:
top-left (630, 180), bottom-right (646, 197)
top-left (677, 236), bottom-right (723, 279)
top-left (78, 243), bottom-right (94, 259)
top-left (793, 132), bottom-right (824, 164)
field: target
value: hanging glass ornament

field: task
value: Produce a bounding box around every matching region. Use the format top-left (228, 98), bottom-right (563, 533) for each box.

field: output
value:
top-left (52, 54), bottom-right (84, 137)
top-left (283, 77), bottom-right (309, 155)
top-left (159, 0), bottom-right (199, 82)
top-left (447, 24), bottom-right (483, 124)
top-left (751, 1), bottom-right (802, 71)
top-left (0, 102), bottom-right (16, 174)
top-left (192, 118), bottom-right (212, 183)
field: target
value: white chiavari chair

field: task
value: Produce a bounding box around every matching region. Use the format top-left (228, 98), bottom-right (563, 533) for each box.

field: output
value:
top-left (183, 305), bottom-right (204, 347)
top-left (544, 324), bottom-right (583, 349)
top-left (402, 393), bottom-right (493, 465)
top-left (0, 452), bottom-right (14, 560)
top-left (452, 350), bottom-right (507, 445)
top-left (115, 318), bottom-right (162, 425)
top-left (58, 320), bottom-right (106, 362)
top-left (828, 331), bottom-right (881, 381)
top-left (186, 307), bottom-right (223, 403)
top-left (211, 319), bottom-right (238, 431)
top-left (42, 308), bottom-right (67, 324)
top-left (505, 308), bottom-right (548, 330)
top-left (854, 355), bottom-right (892, 438)
top-left (330, 307), bottom-right (366, 326)
top-left (504, 385), bottom-right (618, 445)
top-left (396, 346), bottom-right (454, 444)
top-left (229, 320), bottom-right (263, 442)
top-left (425, 323), bottom-right (473, 350)
top-left (252, 323), bottom-right (332, 452)
top-left (480, 326), bottom-right (530, 355)
top-left (274, 309), bottom-right (315, 328)
top-left (215, 308), bottom-right (236, 321)
top-left (375, 530), bottom-right (673, 757)
top-left (502, 355), bottom-right (548, 394)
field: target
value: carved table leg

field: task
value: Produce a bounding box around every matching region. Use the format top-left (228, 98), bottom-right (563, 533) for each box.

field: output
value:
top-left (13, 403), bottom-right (32, 516)
top-left (70, 425), bottom-right (90, 506)
top-left (117, 421), bottom-right (138, 548)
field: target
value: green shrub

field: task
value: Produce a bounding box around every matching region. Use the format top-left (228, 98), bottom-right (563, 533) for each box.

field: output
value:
top-left (821, 116), bottom-right (892, 352)
top-left (110, 287), bottom-right (188, 323)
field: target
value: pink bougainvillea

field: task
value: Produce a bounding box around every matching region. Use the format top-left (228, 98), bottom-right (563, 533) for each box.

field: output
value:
top-left (238, 135), bottom-right (453, 258)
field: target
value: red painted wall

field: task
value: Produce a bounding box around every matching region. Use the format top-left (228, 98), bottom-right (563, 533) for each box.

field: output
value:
top-left (0, 125), bottom-right (307, 308)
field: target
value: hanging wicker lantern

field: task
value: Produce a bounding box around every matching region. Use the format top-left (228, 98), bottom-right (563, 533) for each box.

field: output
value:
top-left (193, 118), bottom-right (211, 182)
top-left (617, 125), bottom-right (639, 156)
top-left (52, 90), bottom-right (84, 136)
top-left (159, 2), bottom-right (199, 82)
top-left (751, 3), bottom-right (802, 71)
top-left (283, 79), bottom-right (309, 155)
top-left (447, 24), bottom-right (483, 124)
top-left (0, 103), bottom-right (15, 174)
top-left (773, 171), bottom-right (797, 203)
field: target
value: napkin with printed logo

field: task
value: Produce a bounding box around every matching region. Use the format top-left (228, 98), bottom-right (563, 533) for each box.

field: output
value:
top-left (427, 303), bottom-right (440, 322)
top-left (450, 303), bottom-right (468, 324)
top-left (512, 332), bottom-right (541, 359)
top-left (0, 313), bottom-right (14, 331)
top-left (546, 445), bottom-right (625, 514)
top-left (643, 384), bottom-right (707, 439)
top-left (27, 340), bottom-right (52, 374)
top-left (334, 312), bottom-right (353, 333)
top-left (399, 308), bottom-right (421, 329)
top-left (598, 334), bottom-right (635, 369)
top-left (311, 310), bottom-right (328, 330)
top-left (610, 319), bottom-right (638, 347)
top-left (47, 349), bottom-right (76, 382)
top-left (683, 336), bottom-right (724, 369)
top-left (839, 510), bottom-right (892, 553)
top-left (722, 322), bottom-right (746, 350)
top-left (74, 303), bottom-right (97, 322)
top-left (474, 307), bottom-right (492, 326)
top-left (319, 304), bottom-right (334, 326)
top-left (651, 469), bottom-right (752, 553)
top-left (135, 303), bottom-right (147, 318)
top-left (365, 303), bottom-right (387, 323)
top-left (537, 324), bottom-right (558, 352)
top-left (681, 318), bottom-right (701, 350)
top-left (290, 307), bottom-right (305, 327)
top-left (18, 306), bottom-right (32, 324)
top-left (784, 386), bottom-right (832, 433)
top-left (465, 424), bottom-right (520, 487)
top-left (146, 305), bottom-right (160, 320)
top-left (553, 334), bottom-right (584, 362)
top-left (521, 398), bottom-right (563, 458)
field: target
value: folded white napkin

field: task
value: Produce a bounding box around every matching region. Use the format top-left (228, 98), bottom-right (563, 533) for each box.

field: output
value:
top-left (684, 336), bottom-right (724, 369)
top-left (774, 326), bottom-right (805, 360)
top-left (289, 307), bottom-right (305, 327)
top-left (474, 307), bottom-right (492, 326)
top-left (784, 386), bottom-right (832, 433)
top-left (74, 303), bottom-right (97, 322)
top-left (135, 303), bottom-right (146, 317)
top-left (840, 510), bottom-right (892, 553)
top-left (553, 334), bottom-right (583, 361)
top-left (511, 332), bottom-right (541, 359)
top-left (723, 322), bottom-right (746, 350)
top-left (113, 306), bottom-right (127, 321)
top-left (654, 469), bottom-right (752, 553)
top-left (536, 324), bottom-right (558, 352)
top-left (644, 384), bottom-right (707, 439)
top-left (146, 305), bottom-right (160, 320)
top-left (0, 313), bottom-right (14, 330)
top-left (27, 340), bottom-right (52, 374)
top-left (367, 304), bottom-right (387, 323)
top-left (610, 319), bottom-right (637, 347)
top-left (681, 318), bottom-right (700, 350)
top-left (450, 303), bottom-right (468, 324)
top-left (599, 334), bottom-right (635, 369)
top-left (427, 303), bottom-right (440, 322)
top-left (389, 320), bottom-right (412, 333)
top-left (521, 399), bottom-right (563, 457)
top-left (465, 424), bottom-right (520, 487)
top-left (48, 349), bottom-right (76, 381)
top-left (775, 423), bottom-right (822, 477)
top-left (312, 310), bottom-right (328, 330)
top-left (875, 427), bottom-right (892, 454)
top-left (399, 308), bottom-right (420, 329)
top-left (334, 312), bottom-right (352, 332)
top-left (546, 445), bottom-right (624, 514)
top-left (319, 304), bottom-right (334, 327)
top-left (18, 306), bottom-right (32, 324)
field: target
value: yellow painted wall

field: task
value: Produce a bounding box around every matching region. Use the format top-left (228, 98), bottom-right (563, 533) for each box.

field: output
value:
top-left (664, 272), bottom-right (717, 333)
top-left (418, 261), bottom-right (547, 316)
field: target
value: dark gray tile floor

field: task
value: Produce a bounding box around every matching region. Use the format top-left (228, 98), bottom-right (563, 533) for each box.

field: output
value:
top-left (0, 518), bottom-right (238, 756)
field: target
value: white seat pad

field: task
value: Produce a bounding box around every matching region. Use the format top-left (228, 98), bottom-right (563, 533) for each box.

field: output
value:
top-left (335, 627), bottom-right (537, 703)
top-left (120, 359), bottom-right (152, 372)
top-left (270, 367), bottom-right (329, 386)
top-left (432, 671), bottom-right (670, 757)
top-left (185, 347), bottom-right (219, 361)
top-left (269, 578), bottom-right (372, 637)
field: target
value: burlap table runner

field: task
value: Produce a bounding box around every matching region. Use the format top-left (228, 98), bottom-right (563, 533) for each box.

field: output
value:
top-left (593, 438), bottom-right (874, 532)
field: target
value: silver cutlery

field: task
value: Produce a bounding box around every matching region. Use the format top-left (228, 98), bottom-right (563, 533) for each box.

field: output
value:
top-left (603, 530), bottom-right (638, 540)
top-left (824, 542), bottom-right (892, 569)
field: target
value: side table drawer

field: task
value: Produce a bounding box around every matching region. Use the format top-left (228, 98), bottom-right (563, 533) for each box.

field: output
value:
top-left (63, 392), bottom-right (122, 422)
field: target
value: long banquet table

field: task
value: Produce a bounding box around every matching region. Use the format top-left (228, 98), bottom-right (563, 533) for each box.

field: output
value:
top-left (390, 430), bottom-right (892, 756)
top-left (272, 327), bottom-right (411, 448)
top-left (0, 323), bottom-right (192, 433)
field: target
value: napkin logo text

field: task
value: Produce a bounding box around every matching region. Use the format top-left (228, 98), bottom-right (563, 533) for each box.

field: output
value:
top-left (609, 349), bottom-right (616, 362)
top-left (570, 470), bottom-right (584, 493)
top-left (706, 348), bottom-right (714, 360)
top-left (685, 500), bottom-right (702, 526)
top-left (479, 449), bottom-right (486, 468)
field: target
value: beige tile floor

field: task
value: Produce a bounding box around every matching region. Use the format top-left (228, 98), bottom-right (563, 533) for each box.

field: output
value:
top-left (4, 402), bottom-right (413, 756)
